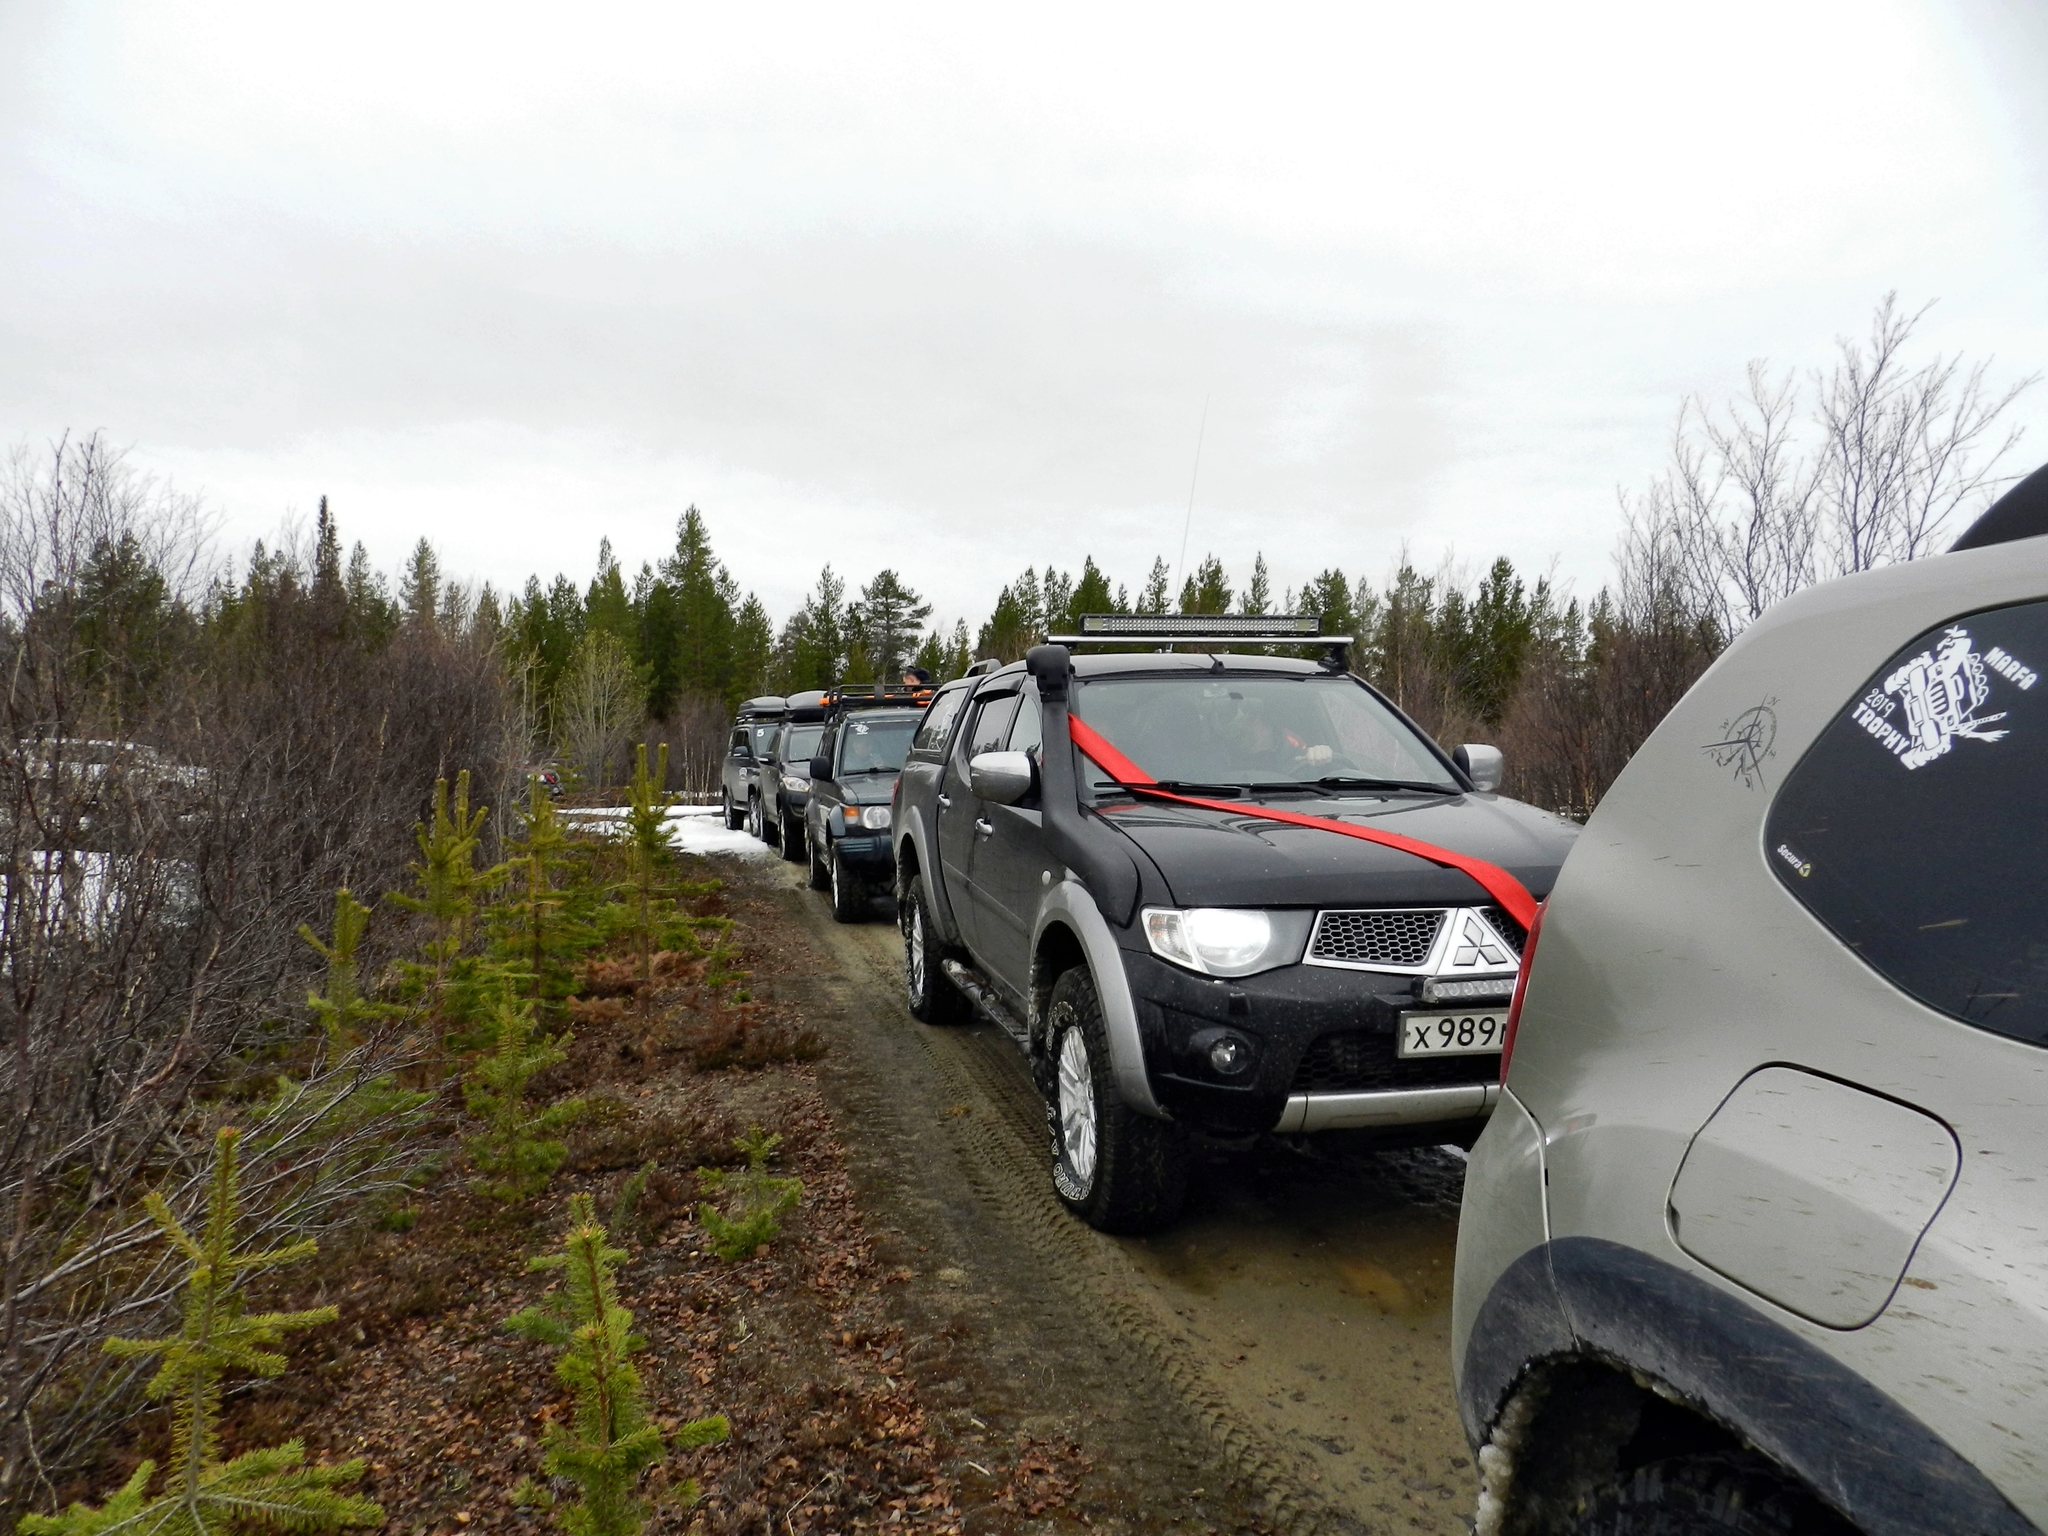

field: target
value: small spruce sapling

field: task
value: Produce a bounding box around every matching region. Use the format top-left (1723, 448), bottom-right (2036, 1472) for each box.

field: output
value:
top-left (506, 1195), bottom-right (728, 1536)
top-left (19, 1128), bottom-right (382, 1536)
top-left (695, 1126), bottom-right (801, 1261)
top-left (388, 770), bottom-right (507, 1033)
top-left (503, 775), bottom-right (575, 1003)
top-left (300, 888), bottom-right (384, 1053)
top-left (465, 995), bottom-right (585, 1201)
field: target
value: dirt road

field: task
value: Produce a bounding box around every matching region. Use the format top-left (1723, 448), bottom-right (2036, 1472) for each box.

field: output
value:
top-left (736, 853), bottom-right (1480, 1535)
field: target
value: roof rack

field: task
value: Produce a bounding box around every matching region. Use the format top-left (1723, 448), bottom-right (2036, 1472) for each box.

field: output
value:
top-left (822, 683), bottom-right (932, 715)
top-left (1043, 613), bottom-right (1353, 670)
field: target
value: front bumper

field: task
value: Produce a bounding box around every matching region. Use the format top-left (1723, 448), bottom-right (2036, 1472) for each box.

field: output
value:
top-left (1121, 949), bottom-right (1501, 1136)
top-left (825, 830), bottom-right (895, 876)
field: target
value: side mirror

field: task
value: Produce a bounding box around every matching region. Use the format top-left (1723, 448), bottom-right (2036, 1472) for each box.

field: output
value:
top-left (809, 755), bottom-right (833, 780)
top-left (969, 750), bottom-right (1035, 806)
top-left (1454, 743), bottom-right (1504, 793)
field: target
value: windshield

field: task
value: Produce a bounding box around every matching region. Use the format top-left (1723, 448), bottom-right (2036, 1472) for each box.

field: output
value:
top-left (780, 725), bottom-right (824, 764)
top-left (837, 716), bottom-right (919, 775)
top-left (1073, 674), bottom-right (1456, 791)
top-left (749, 723), bottom-right (780, 757)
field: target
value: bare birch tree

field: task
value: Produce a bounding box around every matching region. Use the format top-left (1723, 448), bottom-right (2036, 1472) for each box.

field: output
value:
top-left (556, 629), bottom-right (641, 788)
top-left (1625, 294), bottom-right (2036, 643)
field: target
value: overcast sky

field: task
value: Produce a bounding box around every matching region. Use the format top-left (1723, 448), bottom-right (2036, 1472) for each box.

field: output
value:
top-left (4, 0), bottom-right (2047, 633)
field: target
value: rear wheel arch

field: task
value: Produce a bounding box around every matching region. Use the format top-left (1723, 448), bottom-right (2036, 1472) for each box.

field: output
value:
top-left (1462, 1238), bottom-right (2034, 1536)
top-left (1477, 1356), bottom-right (1762, 1535)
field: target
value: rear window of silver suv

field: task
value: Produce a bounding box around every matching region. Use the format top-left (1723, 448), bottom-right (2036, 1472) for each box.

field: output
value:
top-left (1765, 599), bottom-right (2048, 1047)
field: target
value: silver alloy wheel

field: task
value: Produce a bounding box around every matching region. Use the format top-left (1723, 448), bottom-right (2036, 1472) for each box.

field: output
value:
top-left (1057, 1026), bottom-right (1098, 1189)
top-left (905, 899), bottom-right (926, 1003)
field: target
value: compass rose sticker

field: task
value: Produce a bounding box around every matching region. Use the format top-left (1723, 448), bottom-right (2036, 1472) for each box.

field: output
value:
top-left (1702, 701), bottom-right (1778, 789)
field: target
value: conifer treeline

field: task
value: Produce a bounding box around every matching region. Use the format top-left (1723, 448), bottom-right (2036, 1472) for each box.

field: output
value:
top-left (451, 509), bottom-right (1649, 806)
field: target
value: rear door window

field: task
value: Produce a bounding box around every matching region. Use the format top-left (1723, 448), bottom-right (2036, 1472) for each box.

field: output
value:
top-left (912, 685), bottom-right (970, 755)
top-left (1766, 600), bottom-right (2048, 1048)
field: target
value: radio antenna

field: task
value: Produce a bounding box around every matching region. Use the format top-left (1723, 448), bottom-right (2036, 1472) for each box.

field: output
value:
top-left (1172, 395), bottom-right (1210, 601)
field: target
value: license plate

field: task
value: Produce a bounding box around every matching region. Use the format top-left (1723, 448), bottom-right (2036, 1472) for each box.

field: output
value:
top-left (1397, 1009), bottom-right (1507, 1057)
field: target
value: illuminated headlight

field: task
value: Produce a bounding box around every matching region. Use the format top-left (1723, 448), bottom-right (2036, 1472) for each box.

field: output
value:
top-left (844, 804), bottom-right (892, 830)
top-left (784, 776), bottom-right (811, 794)
top-left (1142, 907), bottom-right (1299, 978)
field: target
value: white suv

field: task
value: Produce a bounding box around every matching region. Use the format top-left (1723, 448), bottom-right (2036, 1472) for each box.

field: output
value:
top-left (1452, 466), bottom-right (2048, 1535)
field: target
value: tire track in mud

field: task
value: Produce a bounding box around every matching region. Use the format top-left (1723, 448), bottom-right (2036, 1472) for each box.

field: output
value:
top-left (758, 860), bottom-right (1472, 1536)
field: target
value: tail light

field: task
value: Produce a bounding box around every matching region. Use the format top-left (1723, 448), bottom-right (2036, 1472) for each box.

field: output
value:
top-left (1500, 899), bottom-right (1546, 1085)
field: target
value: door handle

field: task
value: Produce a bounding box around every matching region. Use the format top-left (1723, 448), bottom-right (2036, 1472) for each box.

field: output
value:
top-left (938, 793), bottom-right (952, 808)
top-left (974, 818), bottom-right (994, 836)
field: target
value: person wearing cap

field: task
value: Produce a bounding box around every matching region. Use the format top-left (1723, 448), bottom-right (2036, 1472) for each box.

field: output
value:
top-left (901, 667), bottom-right (932, 687)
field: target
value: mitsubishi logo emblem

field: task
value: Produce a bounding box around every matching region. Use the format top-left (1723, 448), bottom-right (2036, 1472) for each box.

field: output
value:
top-left (1450, 915), bottom-right (1511, 969)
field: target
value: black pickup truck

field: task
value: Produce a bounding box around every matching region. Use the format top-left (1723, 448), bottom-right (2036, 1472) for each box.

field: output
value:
top-left (890, 616), bottom-right (1578, 1232)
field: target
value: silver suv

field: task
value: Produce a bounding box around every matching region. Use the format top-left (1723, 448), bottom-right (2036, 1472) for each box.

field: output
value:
top-left (1452, 467), bottom-right (2048, 1535)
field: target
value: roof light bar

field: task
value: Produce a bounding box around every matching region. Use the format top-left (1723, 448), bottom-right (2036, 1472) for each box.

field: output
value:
top-left (1078, 612), bottom-right (1321, 637)
top-left (1045, 613), bottom-right (1353, 649)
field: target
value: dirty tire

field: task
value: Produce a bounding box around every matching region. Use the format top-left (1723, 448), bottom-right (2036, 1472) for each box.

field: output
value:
top-left (721, 789), bottom-right (745, 831)
top-left (1046, 966), bottom-right (1188, 1234)
top-left (1567, 1455), bottom-right (1849, 1535)
top-left (780, 809), bottom-right (806, 862)
top-left (830, 848), bottom-right (866, 923)
top-left (746, 793), bottom-right (765, 842)
top-left (901, 875), bottom-right (969, 1024)
top-left (808, 830), bottom-right (831, 890)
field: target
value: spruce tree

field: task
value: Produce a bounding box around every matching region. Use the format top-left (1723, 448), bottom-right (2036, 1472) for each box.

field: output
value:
top-left (1241, 553), bottom-right (1273, 616)
top-left (401, 538), bottom-right (441, 630)
top-left (1066, 555), bottom-right (1118, 625)
top-left (1177, 553), bottom-right (1232, 615)
top-left (494, 776), bottom-right (576, 1004)
top-left (695, 1127), bottom-right (802, 1261)
top-left (1137, 556), bottom-right (1173, 614)
top-left (20, 1129), bottom-right (381, 1536)
top-left (465, 995), bottom-right (584, 1202)
top-left (299, 888), bottom-right (382, 1053)
top-left (507, 1195), bottom-right (728, 1536)
top-left (388, 770), bottom-right (505, 1030)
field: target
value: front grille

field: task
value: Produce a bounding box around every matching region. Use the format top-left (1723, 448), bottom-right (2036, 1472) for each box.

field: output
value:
top-left (1290, 1030), bottom-right (1500, 1093)
top-left (1478, 905), bottom-right (1527, 955)
top-left (1309, 909), bottom-right (1444, 967)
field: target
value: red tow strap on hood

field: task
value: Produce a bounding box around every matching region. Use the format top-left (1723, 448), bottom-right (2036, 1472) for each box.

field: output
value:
top-left (1066, 714), bottom-right (1539, 932)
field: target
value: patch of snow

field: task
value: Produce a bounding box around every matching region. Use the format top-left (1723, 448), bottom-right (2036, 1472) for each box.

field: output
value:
top-left (561, 804), bottom-right (772, 860)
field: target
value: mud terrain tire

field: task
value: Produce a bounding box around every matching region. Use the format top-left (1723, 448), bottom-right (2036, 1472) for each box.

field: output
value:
top-left (901, 875), bottom-right (969, 1024)
top-left (722, 789), bottom-right (745, 830)
top-left (830, 847), bottom-right (866, 923)
top-left (1045, 967), bottom-right (1187, 1234)
top-left (1567, 1455), bottom-right (1849, 1535)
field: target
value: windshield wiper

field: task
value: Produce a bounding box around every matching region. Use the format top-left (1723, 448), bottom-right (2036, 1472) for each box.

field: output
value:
top-left (1148, 780), bottom-right (1246, 797)
top-left (1311, 776), bottom-right (1458, 794)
